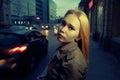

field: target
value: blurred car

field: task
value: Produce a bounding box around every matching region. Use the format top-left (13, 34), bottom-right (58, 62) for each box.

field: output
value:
top-left (0, 29), bottom-right (48, 73)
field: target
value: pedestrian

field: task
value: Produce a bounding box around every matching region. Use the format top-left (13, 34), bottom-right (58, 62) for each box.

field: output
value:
top-left (37, 9), bottom-right (90, 80)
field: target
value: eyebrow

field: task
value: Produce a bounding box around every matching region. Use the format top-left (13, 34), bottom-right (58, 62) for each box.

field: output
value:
top-left (62, 19), bottom-right (76, 30)
top-left (62, 18), bottom-right (79, 31)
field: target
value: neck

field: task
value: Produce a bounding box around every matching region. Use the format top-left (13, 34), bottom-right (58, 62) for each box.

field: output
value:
top-left (61, 41), bottom-right (75, 46)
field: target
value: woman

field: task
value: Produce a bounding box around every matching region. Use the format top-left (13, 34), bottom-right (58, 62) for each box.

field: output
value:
top-left (37, 9), bottom-right (90, 80)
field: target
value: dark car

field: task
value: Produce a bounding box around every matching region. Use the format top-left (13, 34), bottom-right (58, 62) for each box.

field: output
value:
top-left (0, 29), bottom-right (48, 73)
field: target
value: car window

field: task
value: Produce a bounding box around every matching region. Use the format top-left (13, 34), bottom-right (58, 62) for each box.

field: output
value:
top-left (31, 31), bottom-right (41, 39)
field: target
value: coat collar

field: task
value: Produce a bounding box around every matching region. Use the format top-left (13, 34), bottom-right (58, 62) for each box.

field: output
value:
top-left (56, 41), bottom-right (78, 60)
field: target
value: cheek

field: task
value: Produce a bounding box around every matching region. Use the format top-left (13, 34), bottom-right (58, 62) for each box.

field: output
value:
top-left (72, 31), bottom-right (79, 38)
top-left (66, 31), bottom-right (79, 39)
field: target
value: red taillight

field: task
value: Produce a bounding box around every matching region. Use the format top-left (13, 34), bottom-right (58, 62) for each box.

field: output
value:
top-left (9, 46), bottom-right (27, 54)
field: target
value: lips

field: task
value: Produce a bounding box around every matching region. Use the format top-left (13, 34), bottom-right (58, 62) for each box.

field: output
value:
top-left (57, 33), bottom-right (63, 39)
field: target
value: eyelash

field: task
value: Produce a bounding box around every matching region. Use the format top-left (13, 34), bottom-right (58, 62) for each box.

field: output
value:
top-left (61, 21), bottom-right (75, 30)
top-left (68, 26), bottom-right (74, 30)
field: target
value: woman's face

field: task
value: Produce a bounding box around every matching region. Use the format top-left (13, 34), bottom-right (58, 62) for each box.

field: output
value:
top-left (57, 14), bottom-right (80, 43)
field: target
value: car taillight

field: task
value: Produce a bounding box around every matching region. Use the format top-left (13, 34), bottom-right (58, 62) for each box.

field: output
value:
top-left (9, 46), bottom-right (27, 54)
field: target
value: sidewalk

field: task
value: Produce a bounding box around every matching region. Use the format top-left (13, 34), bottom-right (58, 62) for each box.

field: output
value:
top-left (86, 39), bottom-right (120, 80)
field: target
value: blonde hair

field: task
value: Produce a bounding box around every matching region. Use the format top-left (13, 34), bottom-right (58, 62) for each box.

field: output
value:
top-left (64, 9), bottom-right (90, 63)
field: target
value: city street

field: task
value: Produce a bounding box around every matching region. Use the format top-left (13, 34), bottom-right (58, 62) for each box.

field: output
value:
top-left (0, 0), bottom-right (120, 80)
top-left (0, 29), bottom-right (120, 80)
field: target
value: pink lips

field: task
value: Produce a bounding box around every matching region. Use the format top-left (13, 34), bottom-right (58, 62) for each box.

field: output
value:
top-left (57, 33), bottom-right (63, 39)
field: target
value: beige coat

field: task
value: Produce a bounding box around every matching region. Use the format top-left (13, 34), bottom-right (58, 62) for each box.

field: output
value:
top-left (46, 42), bottom-right (88, 80)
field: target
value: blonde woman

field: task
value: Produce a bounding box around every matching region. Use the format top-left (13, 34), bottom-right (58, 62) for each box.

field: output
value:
top-left (37, 9), bottom-right (90, 80)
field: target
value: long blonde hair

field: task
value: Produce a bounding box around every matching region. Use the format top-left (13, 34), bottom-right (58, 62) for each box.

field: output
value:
top-left (64, 9), bottom-right (90, 63)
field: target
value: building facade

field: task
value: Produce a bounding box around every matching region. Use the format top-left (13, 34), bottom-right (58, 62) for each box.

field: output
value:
top-left (49, 0), bottom-right (57, 24)
top-left (11, 0), bottom-right (36, 26)
top-left (79, 0), bottom-right (120, 60)
top-left (0, 0), bottom-right (11, 28)
top-left (0, 0), bottom-right (56, 28)
top-left (42, 0), bottom-right (49, 23)
top-left (36, 0), bottom-right (43, 24)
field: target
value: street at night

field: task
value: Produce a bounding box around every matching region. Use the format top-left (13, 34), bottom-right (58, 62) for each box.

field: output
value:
top-left (0, 28), bottom-right (120, 80)
top-left (0, 0), bottom-right (120, 80)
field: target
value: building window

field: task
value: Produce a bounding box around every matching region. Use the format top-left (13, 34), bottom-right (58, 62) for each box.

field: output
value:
top-left (14, 21), bottom-right (17, 24)
top-left (18, 21), bottom-right (20, 24)
top-left (27, 21), bottom-right (30, 25)
top-left (21, 21), bottom-right (23, 24)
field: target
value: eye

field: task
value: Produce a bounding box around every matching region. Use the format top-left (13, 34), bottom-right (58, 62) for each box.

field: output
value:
top-left (61, 20), bottom-right (66, 26)
top-left (68, 25), bottom-right (75, 30)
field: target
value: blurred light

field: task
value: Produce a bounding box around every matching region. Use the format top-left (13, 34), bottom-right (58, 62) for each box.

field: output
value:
top-left (9, 46), bottom-right (27, 54)
top-left (27, 21), bottom-right (30, 25)
top-left (36, 17), bottom-right (40, 20)
top-left (98, 6), bottom-right (103, 14)
top-left (53, 25), bottom-right (56, 29)
top-left (21, 21), bottom-right (23, 24)
top-left (18, 21), bottom-right (20, 24)
top-left (14, 21), bottom-right (17, 24)
top-left (54, 28), bottom-right (58, 35)
top-left (29, 27), bottom-right (32, 30)
top-left (11, 63), bottom-right (16, 69)
top-left (46, 26), bottom-right (48, 28)
top-left (45, 30), bottom-right (49, 39)
top-left (89, 0), bottom-right (93, 9)
top-left (41, 26), bottom-right (44, 29)
top-left (40, 30), bottom-right (49, 39)
top-left (19, 46), bottom-right (27, 52)
top-left (25, 27), bottom-right (29, 29)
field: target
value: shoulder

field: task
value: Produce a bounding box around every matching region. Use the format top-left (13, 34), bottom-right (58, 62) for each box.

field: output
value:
top-left (66, 46), bottom-right (83, 61)
top-left (63, 48), bottom-right (87, 69)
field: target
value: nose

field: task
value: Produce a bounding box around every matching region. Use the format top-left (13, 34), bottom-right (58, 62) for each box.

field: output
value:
top-left (59, 26), bottom-right (66, 33)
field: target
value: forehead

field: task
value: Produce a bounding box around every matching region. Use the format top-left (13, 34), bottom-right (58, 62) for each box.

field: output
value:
top-left (64, 14), bottom-right (80, 29)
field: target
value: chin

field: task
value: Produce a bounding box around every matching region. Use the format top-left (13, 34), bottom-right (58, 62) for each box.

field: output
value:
top-left (57, 39), bottom-right (63, 42)
top-left (57, 38), bottom-right (64, 42)
top-left (58, 40), bottom-right (70, 44)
